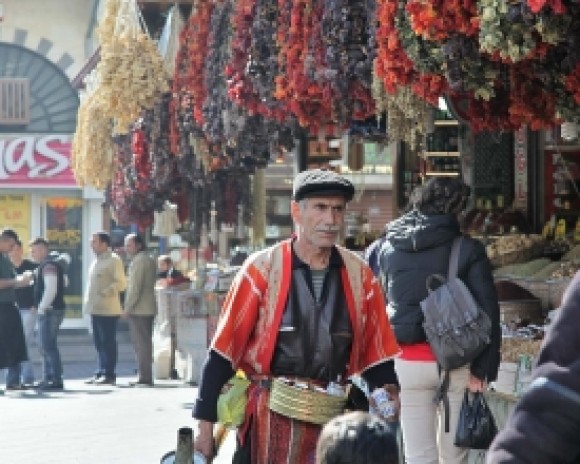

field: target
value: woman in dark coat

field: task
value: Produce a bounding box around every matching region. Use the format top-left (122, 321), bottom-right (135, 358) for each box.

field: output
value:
top-left (487, 271), bottom-right (580, 464)
top-left (379, 177), bottom-right (501, 464)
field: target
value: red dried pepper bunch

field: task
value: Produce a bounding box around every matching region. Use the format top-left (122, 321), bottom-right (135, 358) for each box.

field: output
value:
top-left (509, 62), bottom-right (558, 130)
top-left (565, 62), bottom-right (580, 106)
top-left (406, 0), bottom-right (479, 41)
top-left (189, 2), bottom-right (214, 127)
top-left (375, 0), bottom-right (416, 93)
top-left (527, 0), bottom-right (567, 13)
top-left (275, 0), bottom-right (332, 130)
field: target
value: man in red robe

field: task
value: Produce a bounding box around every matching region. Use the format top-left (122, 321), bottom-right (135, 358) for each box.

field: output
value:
top-left (193, 169), bottom-right (401, 464)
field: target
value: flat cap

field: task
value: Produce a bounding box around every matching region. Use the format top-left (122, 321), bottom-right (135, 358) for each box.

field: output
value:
top-left (293, 169), bottom-right (355, 202)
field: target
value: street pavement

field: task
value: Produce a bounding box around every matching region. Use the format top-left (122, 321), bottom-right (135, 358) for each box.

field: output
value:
top-left (0, 330), bottom-right (236, 464)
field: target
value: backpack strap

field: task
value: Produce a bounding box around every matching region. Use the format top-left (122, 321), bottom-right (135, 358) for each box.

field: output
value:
top-left (433, 368), bottom-right (452, 433)
top-left (447, 236), bottom-right (463, 280)
top-left (435, 236), bottom-right (462, 435)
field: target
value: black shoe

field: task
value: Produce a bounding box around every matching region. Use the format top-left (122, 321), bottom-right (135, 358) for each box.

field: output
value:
top-left (128, 381), bottom-right (154, 388)
top-left (5, 384), bottom-right (24, 391)
top-left (38, 381), bottom-right (64, 391)
top-left (84, 374), bottom-right (103, 385)
top-left (94, 376), bottom-right (116, 386)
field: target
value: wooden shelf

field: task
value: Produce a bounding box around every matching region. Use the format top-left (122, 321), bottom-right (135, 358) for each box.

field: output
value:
top-left (434, 120), bottom-right (459, 127)
top-left (423, 151), bottom-right (460, 157)
top-left (425, 171), bottom-right (460, 176)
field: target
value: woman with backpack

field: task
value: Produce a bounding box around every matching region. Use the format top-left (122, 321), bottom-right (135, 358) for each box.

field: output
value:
top-left (379, 177), bottom-right (501, 464)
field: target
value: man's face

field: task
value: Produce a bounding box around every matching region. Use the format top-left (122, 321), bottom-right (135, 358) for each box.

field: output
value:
top-left (90, 235), bottom-right (106, 255)
top-left (0, 236), bottom-right (16, 254)
top-left (158, 259), bottom-right (169, 272)
top-left (9, 244), bottom-right (23, 262)
top-left (124, 237), bottom-right (137, 257)
top-left (291, 196), bottom-right (347, 249)
top-left (30, 244), bottom-right (48, 263)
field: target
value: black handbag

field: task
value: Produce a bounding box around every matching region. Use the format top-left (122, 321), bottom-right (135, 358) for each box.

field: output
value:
top-left (454, 390), bottom-right (498, 449)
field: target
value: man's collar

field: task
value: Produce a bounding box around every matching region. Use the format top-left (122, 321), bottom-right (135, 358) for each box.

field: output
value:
top-left (291, 242), bottom-right (343, 269)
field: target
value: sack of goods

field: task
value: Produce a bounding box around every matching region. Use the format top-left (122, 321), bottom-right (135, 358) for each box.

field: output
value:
top-left (421, 237), bottom-right (492, 370)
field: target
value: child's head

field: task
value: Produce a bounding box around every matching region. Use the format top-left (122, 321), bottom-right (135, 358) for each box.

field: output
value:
top-left (157, 255), bottom-right (173, 273)
top-left (316, 412), bottom-right (399, 464)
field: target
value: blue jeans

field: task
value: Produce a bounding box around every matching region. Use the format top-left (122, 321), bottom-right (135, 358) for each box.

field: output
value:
top-left (6, 308), bottom-right (37, 386)
top-left (91, 315), bottom-right (119, 378)
top-left (38, 310), bottom-right (65, 383)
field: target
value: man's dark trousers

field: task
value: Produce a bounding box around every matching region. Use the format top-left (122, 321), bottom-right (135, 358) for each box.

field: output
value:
top-left (91, 315), bottom-right (119, 379)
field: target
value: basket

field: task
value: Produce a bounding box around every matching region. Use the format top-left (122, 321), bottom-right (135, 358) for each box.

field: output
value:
top-left (499, 298), bottom-right (542, 324)
top-left (501, 338), bottom-right (543, 363)
top-left (268, 378), bottom-right (347, 425)
top-left (490, 243), bottom-right (543, 269)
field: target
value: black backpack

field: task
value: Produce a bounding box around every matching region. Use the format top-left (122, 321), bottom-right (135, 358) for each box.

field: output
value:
top-left (420, 236), bottom-right (492, 431)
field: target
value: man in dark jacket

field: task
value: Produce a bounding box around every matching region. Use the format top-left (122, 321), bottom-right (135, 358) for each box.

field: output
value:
top-left (379, 177), bottom-right (501, 464)
top-left (487, 271), bottom-right (580, 464)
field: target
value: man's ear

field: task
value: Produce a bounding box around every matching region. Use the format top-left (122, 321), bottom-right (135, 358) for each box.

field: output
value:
top-left (290, 200), bottom-right (301, 224)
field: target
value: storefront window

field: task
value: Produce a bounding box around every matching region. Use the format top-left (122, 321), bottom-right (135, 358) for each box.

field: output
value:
top-left (44, 197), bottom-right (83, 318)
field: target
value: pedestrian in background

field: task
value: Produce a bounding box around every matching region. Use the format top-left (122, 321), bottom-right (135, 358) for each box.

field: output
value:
top-left (123, 233), bottom-right (157, 387)
top-left (84, 231), bottom-right (127, 386)
top-left (316, 411), bottom-right (399, 464)
top-left (30, 237), bottom-right (67, 391)
top-left (0, 229), bottom-right (34, 393)
top-left (6, 239), bottom-right (38, 388)
top-left (379, 177), bottom-right (500, 464)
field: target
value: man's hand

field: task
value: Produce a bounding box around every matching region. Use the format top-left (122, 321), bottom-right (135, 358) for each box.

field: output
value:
top-left (193, 420), bottom-right (214, 460)
top-left (467, 374), bottom-right (486, 393)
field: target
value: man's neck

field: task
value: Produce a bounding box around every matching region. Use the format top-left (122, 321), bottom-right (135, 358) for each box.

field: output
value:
top-left (293, 240), bottom-right (332, 270)
top-left (11, 257), bottom-right (23, 267)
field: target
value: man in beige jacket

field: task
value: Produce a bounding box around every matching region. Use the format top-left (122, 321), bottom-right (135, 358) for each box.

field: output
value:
top-left (123, 233), bottom-right (157, 387)
top-left (84, 231), bottom-right (127, 385)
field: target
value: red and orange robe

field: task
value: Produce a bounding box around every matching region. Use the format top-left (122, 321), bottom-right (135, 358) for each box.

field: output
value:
top-left (210, 239), bottom-right (400, 463)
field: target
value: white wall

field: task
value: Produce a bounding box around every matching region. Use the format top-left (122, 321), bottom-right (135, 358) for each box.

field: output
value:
top-left (0, 0), bottom-right (97, 79)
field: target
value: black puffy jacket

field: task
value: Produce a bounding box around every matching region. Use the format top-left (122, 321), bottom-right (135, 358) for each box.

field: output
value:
top-left (379, 210), bottom-right (500, 382)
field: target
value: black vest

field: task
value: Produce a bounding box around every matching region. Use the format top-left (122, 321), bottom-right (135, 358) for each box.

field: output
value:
top-left (270, 264), bottom-right (353, 382)
top-left (34, 260), bottom-right (66, 310)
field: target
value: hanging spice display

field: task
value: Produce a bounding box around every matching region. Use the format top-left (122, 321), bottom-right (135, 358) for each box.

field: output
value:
top-left (203, 0), bottom-right (234, 145)
top-left (96, 0), bottom-right (169, 134)
top-left (189, 1), bottom-right (214, 128)
top-left (71, 92), bottom-right (115, 189)
top-left (406, 0), bottom-right (479, 41)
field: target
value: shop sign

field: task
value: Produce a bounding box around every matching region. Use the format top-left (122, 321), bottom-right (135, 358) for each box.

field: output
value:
top-left (514, 126), bottom-right (528, 210)
top-left (0, 194), bottom-right (30, 246)
top-left (0, 134), bottom-right (77, 187)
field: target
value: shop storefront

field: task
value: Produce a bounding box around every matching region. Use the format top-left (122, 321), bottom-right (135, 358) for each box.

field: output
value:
top-left (0, 133), bottom-right (103, 326)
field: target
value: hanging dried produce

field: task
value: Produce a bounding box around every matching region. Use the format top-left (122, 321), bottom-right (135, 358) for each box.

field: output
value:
top-left (95, 0), bottom-right (169, 134)
top-left (71, 93), bottom-right (115, 189)
top-left (203, 0), bottom-right (234, 145)
top-left (385, 87), bottom-right (432, 147)
top-left (406, 0), bottom-right (479, 41)
top-left (478, 0), bottom-right (542, 63)
top-left (189, 1), bottom-right (214, 127)
top-left (321, 0), bottom-right (375, 124)
top-left (227, 0), bottom-right (288, 122)
top-left (275, 0), bottom-right (333, 130)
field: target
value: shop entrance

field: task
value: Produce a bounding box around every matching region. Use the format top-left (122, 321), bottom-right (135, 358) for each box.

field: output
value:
top-left (42, 197), bottom-right (83, 319)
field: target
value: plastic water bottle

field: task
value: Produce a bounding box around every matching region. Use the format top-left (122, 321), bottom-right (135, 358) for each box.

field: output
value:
top-left (370, 387), bottom-right (396, 420)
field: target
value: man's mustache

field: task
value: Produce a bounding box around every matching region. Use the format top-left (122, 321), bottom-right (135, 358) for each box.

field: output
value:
top-left (314, 226), bottom-right (341, 233)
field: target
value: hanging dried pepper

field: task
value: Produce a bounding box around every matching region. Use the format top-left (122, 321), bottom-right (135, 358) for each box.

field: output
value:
top-left (406, 0), bottom-right (479, 41)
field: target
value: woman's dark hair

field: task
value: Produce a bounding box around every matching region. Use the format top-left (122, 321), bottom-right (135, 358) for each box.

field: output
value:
top-left (411, 177), bottom-right (471, 215)
top-left (316, 412), bottom-right (399, 464)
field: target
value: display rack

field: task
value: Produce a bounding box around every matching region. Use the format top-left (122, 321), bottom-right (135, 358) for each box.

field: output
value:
top-left (422, 117), bottom-right (461, 178)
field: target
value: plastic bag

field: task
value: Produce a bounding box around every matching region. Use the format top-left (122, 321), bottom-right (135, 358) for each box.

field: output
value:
top-left (454, 390), bottom-right (498, 449)
top-left (217, 371), bottom-right (251, 427)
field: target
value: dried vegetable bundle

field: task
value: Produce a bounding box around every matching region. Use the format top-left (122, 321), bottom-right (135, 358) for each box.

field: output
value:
top-left (96, 0), bottom-right (169, 134)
